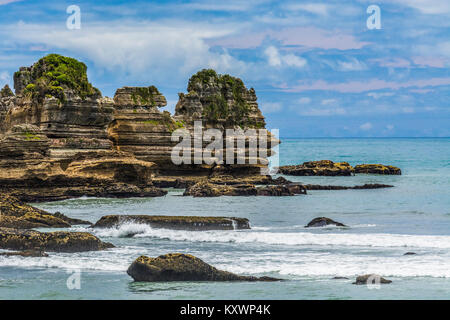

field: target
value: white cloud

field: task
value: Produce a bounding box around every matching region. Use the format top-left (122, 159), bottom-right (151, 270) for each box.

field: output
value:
top-left (337, 57), bottom-right (367, 71)
top-left (386, 124), bottom-right (395, 130)
top-left (402, 107), bottom-right (415, 113)
top-left (265, 46), bottom-right (282, 66)
top-left (367, 92), bottom-right (395, 99)
top-left (261, 102), bottom-right (282, 113)
top-left (299, 107), bottom-right (346, 116)
top-left (360, 122), bottom-right (373, 130)
top-left (389, 0), bottom-right (450, 14)
top-left (0, 71), bottom-right (10, 83)
top-left (321, 98), bottom-right (337, 105)
top-left (285, 3), bottom-right (330, 15)
top-left (298, 97), bottom-right (311, 104)
top-left (0, 0), bottom-right (22, 5)
top-left (0, 21), bottom-right (247, 82)
top-left (264, 46), bottom-right (307, 68)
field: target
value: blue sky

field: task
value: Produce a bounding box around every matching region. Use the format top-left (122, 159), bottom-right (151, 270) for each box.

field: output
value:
top-left (0, 0), bottom-right (449, 137)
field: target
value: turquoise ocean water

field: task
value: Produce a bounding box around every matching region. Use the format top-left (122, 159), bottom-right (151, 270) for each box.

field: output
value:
top-left (0, 138), bottom-right (449, 299)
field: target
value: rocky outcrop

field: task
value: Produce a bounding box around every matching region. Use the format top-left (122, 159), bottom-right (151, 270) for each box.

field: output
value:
top-left (183, 180), bottom-right (307, 197)
top-left (170, 69), bottom-right (278, 177)
top-left (354, 164), bottom-right (401, 175)
top-left (0, 227), bottom-right (114, 252)
top-left (278, 160), bottom-right (354, 176)
top-left (127, 253), bottom-right (281, 282)
top-left (305, 217), bottom-right (347, 228)
top-left (184, 180), bottom-right (257, 197)
top-left (93, 215), bottom-right (250, 231)
top-left (353, 274), bottom-right (392, 285)
top-left (0, 193), bottom-right (91, 229)
top-left (304, 183), bottom-right (393, 190)
top-left (0, 55), bottom-right (279, 201)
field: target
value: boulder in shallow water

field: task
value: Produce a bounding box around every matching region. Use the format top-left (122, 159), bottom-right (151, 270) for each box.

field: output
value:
top-left (354, 164), bottom-right (401, 175)
top-left (353, 274), bottom-right (392, 285)
top-left (305, 217), bottom-right (347, 228)
top-left (127, 253), bottom-right (281, 282)
top-left (0, 227), bottom-right (114, 252)
top-left (93, 215), bottom-right (250, 231)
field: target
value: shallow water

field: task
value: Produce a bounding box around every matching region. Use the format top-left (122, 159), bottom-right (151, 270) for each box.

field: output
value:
top-left (1, 138), bottom-right (449, 299)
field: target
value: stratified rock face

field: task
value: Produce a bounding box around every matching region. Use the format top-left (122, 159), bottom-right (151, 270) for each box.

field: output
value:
top-left (4, 54), bottom-right (114, 160)
top-left (175, 69), bottom-right (265, 128)
top-left (354, 164), bottom-right (401, 175)
top-left (108, 86), bottom-right (182, 166)
top-left (0, 227), bottom-right (114, 252)
top-left (127, 253), bottom-right (281, 282)
top-left (353, 274), bottom-right (392, 285)
top-left (170, 69), bottom-right (277, 176)
top-left (305, 217), bottom-right (347, 228)
top-left (278, 160), bottom-right (354, 176)
top-left (0, 55), bottom-right (279, 200)
top-left (93, 215), bottom-right (250, 231)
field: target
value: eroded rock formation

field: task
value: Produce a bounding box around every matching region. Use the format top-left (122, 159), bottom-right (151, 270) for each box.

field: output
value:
top-left (0, 55), bottom-right (278, 200)
top-left (278, 160), bottom-right (355, 176)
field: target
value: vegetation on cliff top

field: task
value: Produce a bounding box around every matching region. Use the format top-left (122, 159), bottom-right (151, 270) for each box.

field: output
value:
top-left (130, 86), bottom-right (160, 106)
top-left (0, 84), bottom-right (14, 97)
top-left (21, 54), bottom-right (101, 103)
top-left (187, 69), bottom-right (251, 125)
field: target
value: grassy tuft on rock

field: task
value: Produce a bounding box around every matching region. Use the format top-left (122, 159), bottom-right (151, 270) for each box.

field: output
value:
top-left (21, 54), bottom-right (101, 103)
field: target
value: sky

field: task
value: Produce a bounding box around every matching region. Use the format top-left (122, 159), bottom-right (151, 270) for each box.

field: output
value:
top-left (0, 0), bottom-right (449, 137)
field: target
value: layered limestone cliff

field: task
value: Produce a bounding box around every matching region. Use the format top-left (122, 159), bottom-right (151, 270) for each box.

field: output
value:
top-left (0, 55), bottom-right (279, 200)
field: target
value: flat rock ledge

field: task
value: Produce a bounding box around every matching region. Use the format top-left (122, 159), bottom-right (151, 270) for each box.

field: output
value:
top-left (0, 227), bottom-right (114, 252)
top-left (278, 160), bottom-right (401, 176)
top-left (0, 194), bottom-right (91, 229)
top-left (304, 183), bottom-right (393, 190)
top-left (305, 217), bottom-right (347, 228)
top-left (278, 160), bottom-right (354, 176)
top-left (93, 215), bottom-right (250, 231)
top-left (127, 253), bottom-right (281, 282)
top-left (354, 164), bottom-right (401, 175)
top-left (183, 180), bottom-right (307, 197)
top-left (353, 274), bottom-right (392, 285)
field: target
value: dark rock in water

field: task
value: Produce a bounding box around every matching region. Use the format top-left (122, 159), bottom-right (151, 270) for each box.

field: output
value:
top-left (351, 184), bottom-right (394, 189)
top-left (270, 176), bottom-right (293, 185)
top-left (0, 249), bottom-right (48, 257)
top-left (127, 253), bottom-right (282, 282)
top-left (257, 184), bottom-right (307, 196)
top-left (53, 211), bottom-right (92, 226)
top-left (183, 180), bottom-right (257, 197)
top-left (93, 215), bottom-right (250, 231)
top-left (353, 274), bottom-right (392, 285)
top-left (332, 276), bottom-right (349, 280)
top-left (0, 227), bottom-right (114, 252)
top-left (278, 160), bottom-right (354, 176)
top-left (184, 180), bottom-right (306, 197)
top-left (403, 252), bottom-right (417, 256)
top-left (305, 217), bottom-right (347, 228)
top-left (304, 183), bottom-right (393, 190)
top-left (354, 164), bottom-right (401, 175)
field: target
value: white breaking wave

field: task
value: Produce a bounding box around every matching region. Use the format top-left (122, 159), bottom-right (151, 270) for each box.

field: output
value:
top-left (90, 222), bottom-right (450, 249)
